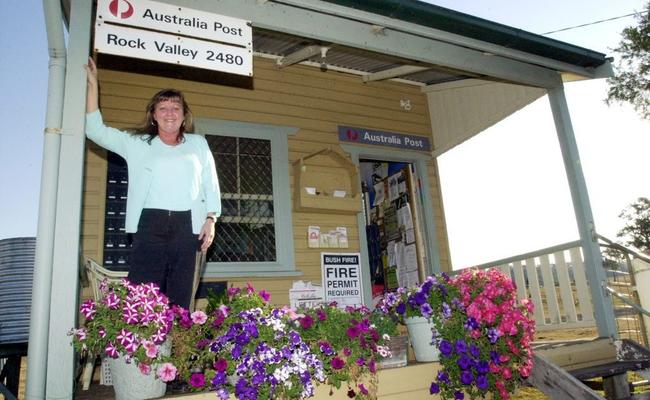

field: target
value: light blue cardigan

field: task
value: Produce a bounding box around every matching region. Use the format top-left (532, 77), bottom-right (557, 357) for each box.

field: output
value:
top-left (85, 110), bottom-right (221, 234)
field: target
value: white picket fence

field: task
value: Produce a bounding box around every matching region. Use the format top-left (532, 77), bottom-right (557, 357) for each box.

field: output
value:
top-left (466, 240), bottom-right (597, 331)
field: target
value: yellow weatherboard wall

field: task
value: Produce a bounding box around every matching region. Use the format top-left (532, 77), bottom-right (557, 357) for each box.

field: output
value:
top-left (80, 56), bottom-right (451, 306)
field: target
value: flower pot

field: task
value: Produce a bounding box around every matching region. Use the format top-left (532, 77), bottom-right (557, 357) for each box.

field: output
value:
top-left (107, 341), bottom-right (171, 400)
top-left (404, 316), bottom-right (439, 362)
top-left (379, 334), bottom-right (408, 369)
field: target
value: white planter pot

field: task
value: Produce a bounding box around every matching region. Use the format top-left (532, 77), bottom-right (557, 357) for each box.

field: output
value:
top-left (107, 341), bottom-right (171, 400)
top-left (404, 316), bottom-right (440, 362)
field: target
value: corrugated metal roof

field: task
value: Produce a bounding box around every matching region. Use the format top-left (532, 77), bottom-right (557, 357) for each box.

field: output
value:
top-left (0, 237), bottom-right (35, 345)
top-left (253, 29), bottom-right (470, 85)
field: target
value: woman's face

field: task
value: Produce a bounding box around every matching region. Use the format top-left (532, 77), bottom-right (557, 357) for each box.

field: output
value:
top-left (152, 98), bottom-right (184, 136)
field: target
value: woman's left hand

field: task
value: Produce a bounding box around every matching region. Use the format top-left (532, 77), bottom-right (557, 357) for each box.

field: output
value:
top-left (198, 219), bottom-right (216, 252)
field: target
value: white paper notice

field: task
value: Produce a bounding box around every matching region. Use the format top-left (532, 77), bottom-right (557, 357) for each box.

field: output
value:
top-left (388, 173), bottom-right (400, 202)
top-left (405, 228), bottom-right (416, 244)
top-left (336, 227), bottom-right (349, 248)
top-left (397, 204), bottom-right (414, 230)
top-left (333, 190), bottom-right (347, 198)
top-left (373, 182), bottom-right (385, 206)
top-left (308, 226), bottom-right (320, 248)
top-left (404, 243), bottom-right (418, 272)
top-left (387, 240), bottom-right (397, 267)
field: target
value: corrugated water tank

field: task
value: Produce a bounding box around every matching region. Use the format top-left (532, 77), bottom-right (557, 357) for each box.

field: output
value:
top-left (0, 237), bottom-right (35, 345)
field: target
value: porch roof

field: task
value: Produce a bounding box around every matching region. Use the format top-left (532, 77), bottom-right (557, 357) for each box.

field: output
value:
top-left (320, 0), bottom-right (608, 69)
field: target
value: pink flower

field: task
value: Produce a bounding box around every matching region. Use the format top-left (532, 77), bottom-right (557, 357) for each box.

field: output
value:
top-left (105, 342), bottom-right (118, 358)
top-left (191, 311), bottom-right (208, 325)
top-left (358, 383), bottom-right (369, 395)
top-left (142, 340), bottom-right (158, 358)
top-left (79, 300), bottom-right (96, 320)
top-left (502, 368), bottom-right (512, 380)
top-left (138, 363), bottom-right (152, 375)
top-left (157, 362), bottom-right (177, 382)
top-left (259, 290), bottom-right (271, 302)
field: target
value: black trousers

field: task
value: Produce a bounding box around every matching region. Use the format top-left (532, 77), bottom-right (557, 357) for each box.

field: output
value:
top-left (129, 208), bottom-right (199, 309)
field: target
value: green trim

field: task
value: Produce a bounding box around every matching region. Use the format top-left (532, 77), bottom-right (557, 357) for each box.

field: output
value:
top-left (194, 118), bottom-right (298, 276)
top-left (320, 0), bottom-right (607, 68)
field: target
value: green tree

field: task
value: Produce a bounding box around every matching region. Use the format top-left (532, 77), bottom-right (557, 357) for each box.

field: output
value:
top-left (606, 3), bottom-right (650, 119)
top-left (616, 197), bottom-right (650, 253)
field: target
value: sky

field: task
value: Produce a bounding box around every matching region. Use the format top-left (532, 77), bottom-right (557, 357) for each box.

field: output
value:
top-left (1, 1), bottom-right (649, 269)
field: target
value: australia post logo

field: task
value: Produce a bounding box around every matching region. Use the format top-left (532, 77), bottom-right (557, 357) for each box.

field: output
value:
top-left (109, 0), bottom-right (134, 19)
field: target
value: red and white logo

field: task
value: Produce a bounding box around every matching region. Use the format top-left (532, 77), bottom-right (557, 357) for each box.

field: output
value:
top-left (108, 0), bottom-right (134, 19)
top-left (346, 129), bottom-right (359, 141)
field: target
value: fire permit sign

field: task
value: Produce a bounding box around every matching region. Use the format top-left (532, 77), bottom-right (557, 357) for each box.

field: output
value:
top-left (321, 253), bottom-right (363, 308)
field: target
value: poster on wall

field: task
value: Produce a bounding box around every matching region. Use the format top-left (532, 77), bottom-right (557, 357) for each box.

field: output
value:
top-left (321, 253), bottom-right (363, 308)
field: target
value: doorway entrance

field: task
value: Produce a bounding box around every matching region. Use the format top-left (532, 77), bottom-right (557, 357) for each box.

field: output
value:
top-left (359, 159), bottom-right (428, 302)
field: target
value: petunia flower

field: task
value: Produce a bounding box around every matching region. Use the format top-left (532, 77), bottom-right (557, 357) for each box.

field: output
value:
top-left (156, 362), bottom-right (177, 382)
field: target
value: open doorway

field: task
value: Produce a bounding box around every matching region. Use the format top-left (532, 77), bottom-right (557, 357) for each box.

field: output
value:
top-left (359, 159), bottom-right (428, 302)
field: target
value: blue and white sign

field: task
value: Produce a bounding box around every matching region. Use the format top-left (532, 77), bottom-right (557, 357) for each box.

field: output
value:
top-left (338, 125), bottom-right (431, 152)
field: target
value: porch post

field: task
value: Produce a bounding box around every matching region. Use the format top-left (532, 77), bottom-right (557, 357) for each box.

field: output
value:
top-left (547, 84), bottom-right (618, 339)
top-left (45, 0), bottom-right (92, 397)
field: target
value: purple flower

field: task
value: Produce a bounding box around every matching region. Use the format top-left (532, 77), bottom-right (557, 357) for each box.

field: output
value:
top-left (213, 358), bottom-right (228, 372)
top-left (300, 315), bottom-right (314, 329)
top-left (470, 344), bottom-right (480, 358)
top-left (439, 340), bottom-right (453, 357)
top-left (355, 357), bottom-right (365, 366)
top-left (420, 303), bottom-right (433, 318)
top-left (429, 382), bottom-right (440, 394)
top-left (490, 351), bottom-right (500, 364)
top-left (460, 370), bottom-right (473, 385)
top-left (343, 347), bottom-right (352, 356)
top-left (477, 360), bottom-right (490, 374)
top-left (289, 331), bottom-right (301, 345)
top-left (316, 309), bottom-right (327, 321)
top-left (216, 389), bottom-right (229, 400)
top-left (437, 371), bottom-right (449, 384)
top-left (464, 317), bottom-right (479, 330)
top-left (458, 354), bottom-right (472, 370)
top-left (212, 371), bottom-right (227, 386)
top-left (476, 374), bottom-right (489, 390)
top-left (412, 291), bottom-right (427, 306)
top-left (396, 303), bottom-right (406, 315)
top-left (455, 339), bottom-right (467, 354)
top-left (454, 390), bottom-right (465, 400)
top-left (189, 373), bottom-right (206, 388)
top-left (331, 357), bottom-right (345, 370)
top-left (488, 327), bottom-right (500, 344)
top-left (442, 302), bottom-right (451, 319)
top-left (346, 326), bottom-right (360, 338)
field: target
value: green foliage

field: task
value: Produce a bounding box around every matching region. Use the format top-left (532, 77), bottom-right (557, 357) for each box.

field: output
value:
top-left (607, 3), bottom-right (650, 119)
top-left (617, 197), bottom-right (650, 252)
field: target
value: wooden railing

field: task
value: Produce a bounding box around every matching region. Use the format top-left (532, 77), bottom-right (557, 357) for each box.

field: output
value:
top-left (459, 240), bottom-right (596, 331)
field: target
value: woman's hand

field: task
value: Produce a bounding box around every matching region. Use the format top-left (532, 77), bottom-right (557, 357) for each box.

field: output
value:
top-left (198, 218), bottom-right (216, 252)
top-left (84, 57), bottom-right (99, 113)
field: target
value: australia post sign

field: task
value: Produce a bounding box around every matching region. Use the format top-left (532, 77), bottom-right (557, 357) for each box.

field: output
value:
top-left (95, 0), bottom-right (253, 76)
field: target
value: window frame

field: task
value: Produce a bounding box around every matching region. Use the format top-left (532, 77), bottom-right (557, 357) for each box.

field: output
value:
top-left (194, 118), bottom-right (300, 278)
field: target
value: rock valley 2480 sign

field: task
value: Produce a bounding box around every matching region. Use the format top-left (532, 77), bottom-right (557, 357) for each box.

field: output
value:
top-left (95, 0), bottom-right (253, 76)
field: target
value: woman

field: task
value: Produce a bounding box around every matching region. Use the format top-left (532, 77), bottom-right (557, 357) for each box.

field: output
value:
top-left (84, 58), bottom-right (221, 309)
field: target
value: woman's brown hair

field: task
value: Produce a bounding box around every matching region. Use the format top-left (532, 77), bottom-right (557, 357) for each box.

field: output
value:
top-left (133, 89), bottom-right (194, 144)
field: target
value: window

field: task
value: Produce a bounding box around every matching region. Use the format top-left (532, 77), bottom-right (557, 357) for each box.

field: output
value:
top-left (206, 136), bottom-right (276, 262)
top-left (194, 118), bottom-right (298, 277)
